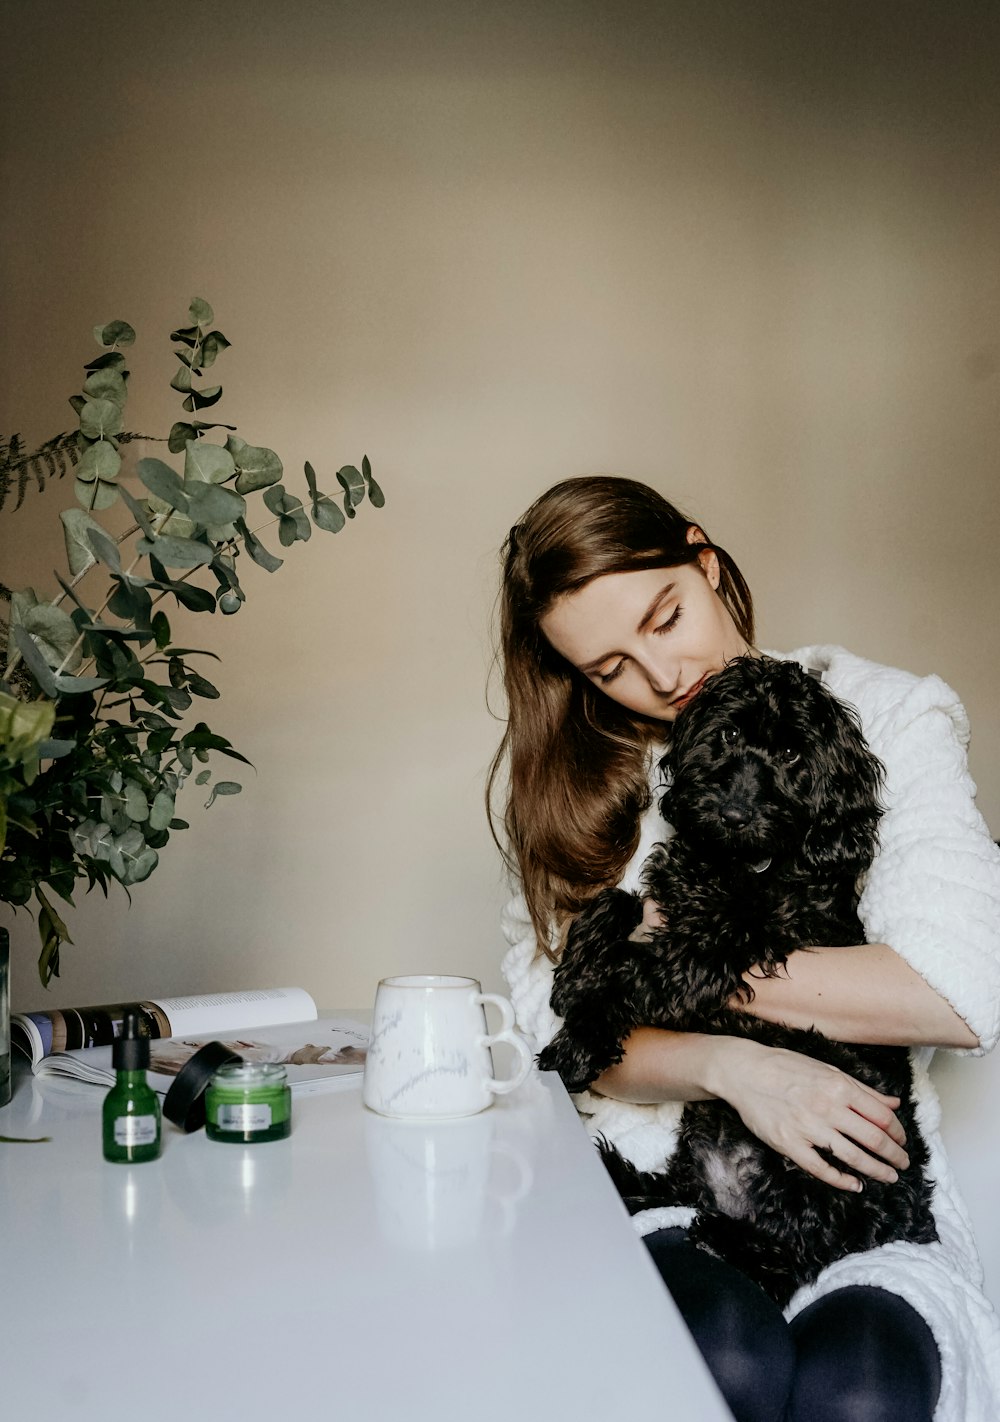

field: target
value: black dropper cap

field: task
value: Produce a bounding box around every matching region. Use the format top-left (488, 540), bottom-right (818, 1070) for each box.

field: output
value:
top-left (112, 1009), bottom-right (149, 1072)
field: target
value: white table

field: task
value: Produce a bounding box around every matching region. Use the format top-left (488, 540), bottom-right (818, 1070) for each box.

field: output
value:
top-left (1, 1058), bottom-right (730, 1420)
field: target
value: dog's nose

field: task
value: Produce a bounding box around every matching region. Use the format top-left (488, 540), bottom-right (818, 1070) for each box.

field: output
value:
top-left (720, 804), bottom-right (751, 828)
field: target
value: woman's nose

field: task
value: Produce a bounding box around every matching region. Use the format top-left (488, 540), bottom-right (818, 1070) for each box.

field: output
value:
top-left (643, 659), bottom-right (677, 696)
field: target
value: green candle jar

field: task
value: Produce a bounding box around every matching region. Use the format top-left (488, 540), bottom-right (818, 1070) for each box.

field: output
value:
top-left (205, 1062), bottom-right (292, 1144)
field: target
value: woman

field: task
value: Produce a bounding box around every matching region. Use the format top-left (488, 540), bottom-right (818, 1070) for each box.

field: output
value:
top-left (490, 476), bottom-right (1000, 1422)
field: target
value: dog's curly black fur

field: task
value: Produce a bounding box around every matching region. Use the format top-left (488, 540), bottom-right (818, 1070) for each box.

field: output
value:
top-left (537, 656), bottom-right (937, 1306)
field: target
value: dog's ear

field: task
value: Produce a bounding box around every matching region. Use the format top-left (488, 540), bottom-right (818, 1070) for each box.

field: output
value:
top-left (800, 689), bottom-right (884, 878)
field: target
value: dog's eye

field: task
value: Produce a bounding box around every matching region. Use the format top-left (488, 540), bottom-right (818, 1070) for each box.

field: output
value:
top-left (722, 727), bottom-right (739, 746)
top-left (780, 749), bottom-right (800, 766)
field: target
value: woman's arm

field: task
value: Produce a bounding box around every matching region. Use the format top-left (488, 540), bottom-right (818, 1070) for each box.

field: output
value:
top-left (594, 1026), bottom-right (910, 1192)
top-left (734, 942), bottom-right (979, 1049)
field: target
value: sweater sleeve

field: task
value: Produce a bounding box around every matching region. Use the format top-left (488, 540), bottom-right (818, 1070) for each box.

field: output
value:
top-left (854, 671), bottom-right (1000, 1056)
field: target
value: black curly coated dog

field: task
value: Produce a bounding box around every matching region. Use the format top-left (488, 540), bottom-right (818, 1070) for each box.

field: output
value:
top-left (537, 655), bottom-right (937, 1306)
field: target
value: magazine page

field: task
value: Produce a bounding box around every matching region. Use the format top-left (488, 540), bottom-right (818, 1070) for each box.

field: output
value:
top-left (34, 1014), bottom-right (369, 1096)
top-left (12, 987), bottom-right (318, 1068)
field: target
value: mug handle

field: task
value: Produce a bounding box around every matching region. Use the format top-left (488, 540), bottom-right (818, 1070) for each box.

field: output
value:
top-left (476, 993), bottom-right (533, 1096)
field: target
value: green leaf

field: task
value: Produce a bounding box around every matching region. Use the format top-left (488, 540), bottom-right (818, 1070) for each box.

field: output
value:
top-left (148, 790), bottom-right (174, 831)
top-left (83, 351), bottom-right (127, 373)
top-left (93, 319), bottom-right (136, 349)
top-left (87, 526), bottom-right (124, 572)
top-left (311, 492), bottom-right (346, 534)
top-left (18, 602), bottom-right (81, 672)
top-left (137, 457), bottom-right (188, 511)
top-left (185, 481), bottom-right (245, 528)
top-left (189, 297), bottom-right (214, 327)
top-left (235, 517), bottom-right (282, 572)
top-left (170, 365), bottom-right (193, 394)
top-left (186, 671), bottom-right (220, 699)
top-left (75, 437), bottom-right (122, 512)
top-left (279, 510), bottom-right (311, 545)
top-left (169, 420), bottom-right (236, 453)
top-left (124, 780), bottom-right (149, 822)
top-left (79, 398), bottom-right (124, 441)
top-left (136, 534), bottom-right (214, 569)
top-left (336, 464), bottom-right (365, 513)
top-left (184, 440), bottom-right (235, 485)
top-left (152, 611), bottom-right (171, 649)
top-left (363, 455), bottom-right (385, 508)
top-left (182, 385), bottom-right (223, 412)
top-left (205, 780), bottom-right (242, 809)
top-left (118, 484), bottom-right (157, 538)
top-left (195, 769), bottom-right (211, 785)
top-left (83, 368), bottom-right (127, 408)
top-left (200, 331), bottom-right (231, 368)
top-left (228, 436), bottom-right (283, 493)
top-left (11, 626), bottom-right (58, 696)
top-left (60, 508), bottom-right (106, 576)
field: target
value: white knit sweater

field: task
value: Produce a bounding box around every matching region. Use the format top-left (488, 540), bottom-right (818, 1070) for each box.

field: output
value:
top-left (501, 645), bottom-right (1000, 1422)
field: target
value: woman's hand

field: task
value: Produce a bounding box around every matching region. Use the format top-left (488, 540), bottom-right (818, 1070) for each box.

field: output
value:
top-left (707, 1037), bottom-right (910, 1192)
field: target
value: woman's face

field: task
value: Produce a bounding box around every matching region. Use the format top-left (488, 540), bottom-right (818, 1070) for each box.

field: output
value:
top-left (539, 550), bottom-right (753, 722)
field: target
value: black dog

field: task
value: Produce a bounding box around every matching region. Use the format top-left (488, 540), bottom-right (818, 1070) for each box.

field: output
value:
top-left (537, 656), bottom-right (937, 1306)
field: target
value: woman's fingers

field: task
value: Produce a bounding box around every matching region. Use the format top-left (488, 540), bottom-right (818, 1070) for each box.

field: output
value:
top-left (853, 1089), bottom-right (908, 1147)
top-left (795, 1147), bottom-right (866, 1194)
top-left (839, 1108), bottom-right (910, 1171)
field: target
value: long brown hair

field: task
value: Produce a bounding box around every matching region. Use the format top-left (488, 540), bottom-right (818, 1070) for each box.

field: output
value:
top-left (487, 476), bottom-right (754, 957)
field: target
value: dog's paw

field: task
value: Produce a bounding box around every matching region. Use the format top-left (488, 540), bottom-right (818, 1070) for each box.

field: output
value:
top-left (536, 1031), bottom-right (601, 1094)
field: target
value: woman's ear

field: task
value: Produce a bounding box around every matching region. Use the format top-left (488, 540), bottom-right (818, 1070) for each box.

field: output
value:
top-left (686, 525), bottom-right (720, 587)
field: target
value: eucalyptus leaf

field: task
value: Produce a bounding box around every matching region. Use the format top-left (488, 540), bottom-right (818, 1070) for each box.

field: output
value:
top-left (195, 769), bottom-right (211, 785)
top-left (311, 493), bottom-right (346, 534)
top-left (152, 611), bottom-right (171, 649)
top-left (228, 436), bottom-right (283, 493)
top-left (60, 509), bottom-right (107, 576)
top-left (74, 475), bottom-right (119, 511)
top-left (279, 509), bottom-right (311, 545)
top-left (137, 457), bottom-right (188, 510)
top-left (76, 439), bottom-right (121, 485)
top-left (87, 527), bottom-right (124, 572)
top-left (204, 780), bottom-right (241, 809)
top-left (235, 517), bottom-right (282, 572)
top-left (136, 534), bottom-right (214, 569)
top-left (336, 464), bottom-right (365, 509)
top-left (18, 603), bottom-right (81, 672)
top-left (170, 365), bottom-right (193, 394)
top-left (184, 440), bottom-right (235, 485)
top-left (83, 351), bottom-right (127, 373)
top-left (79, 398), bottom-right (124, 441)
top-left (83, 369), bottom-right (127, 407)
top-left (148, 790), bottom-right (175, 832)
top-left (118, 485), bottom-right (157, 538)
top-left (124, 781), bottom-right (149, 822)
top-left (94, 319), bottom-right (136, 348)
top-left (11, 627), bottom-right (58, 696)
top-left (189, 297), bottom-right (214, 327)
top-left (185, 481), bottom-right (245, 528)
top-left (182, 386), bottom-right (223, 412)
top-left (363, 454), bottom-right (385, 508)
top-left (200, 331), bottom-right (231, 367)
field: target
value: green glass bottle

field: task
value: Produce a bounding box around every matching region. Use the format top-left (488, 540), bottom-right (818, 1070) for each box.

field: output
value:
top-left (102, 1009), bottom-right (162, 1163)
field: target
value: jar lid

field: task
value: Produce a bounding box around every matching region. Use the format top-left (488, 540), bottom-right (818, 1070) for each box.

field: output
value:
top-left (162, 1041), bottom-right (244, 1133)
top-left (212, 1061), bottom-right (288, 1087)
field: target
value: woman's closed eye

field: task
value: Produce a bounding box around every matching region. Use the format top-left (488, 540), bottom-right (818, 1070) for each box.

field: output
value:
top-left (596, 660), bottom-right (626, 685)
top-left (655, 605), bottom-right (683, 635)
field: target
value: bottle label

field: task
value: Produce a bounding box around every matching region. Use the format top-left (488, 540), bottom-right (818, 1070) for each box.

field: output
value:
top-left (114, 1115), bottom-right (158, 1147)
top-left (217, 1103), bottom-right (272, 1132)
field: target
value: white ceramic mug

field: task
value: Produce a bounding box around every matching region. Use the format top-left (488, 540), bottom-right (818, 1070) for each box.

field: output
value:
top-left (362, 974), bottom-right (533, 1119)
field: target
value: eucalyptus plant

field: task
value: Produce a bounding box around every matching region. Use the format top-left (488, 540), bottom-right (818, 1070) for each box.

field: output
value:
top-left (0, 299), bottom-right (384, 985)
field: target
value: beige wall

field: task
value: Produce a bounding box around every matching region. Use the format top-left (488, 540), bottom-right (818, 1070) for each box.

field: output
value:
top-left (2, 0), bottom-right (998, 1021)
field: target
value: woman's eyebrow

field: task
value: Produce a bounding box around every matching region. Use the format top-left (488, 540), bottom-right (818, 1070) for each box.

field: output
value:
top-left (579, 581), bottom-right (677, 672)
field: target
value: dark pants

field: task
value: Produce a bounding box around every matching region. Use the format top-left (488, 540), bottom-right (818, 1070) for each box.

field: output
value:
top-left (645, 1227), bottom-right (942, 1422)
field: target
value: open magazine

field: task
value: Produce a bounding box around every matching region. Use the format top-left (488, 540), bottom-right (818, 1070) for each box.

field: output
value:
top-left (11, 987), bottom-right (369, 1096)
